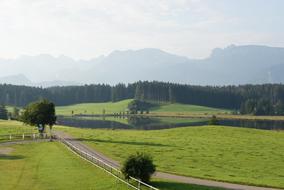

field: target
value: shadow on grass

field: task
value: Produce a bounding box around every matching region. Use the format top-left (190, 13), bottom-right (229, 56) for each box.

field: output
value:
top-left (0, 154), bottom-right (25, 160)
top-left (151, 181), bottom-right (225, 190)
top-left (74, 138), bottom-right (171, 147)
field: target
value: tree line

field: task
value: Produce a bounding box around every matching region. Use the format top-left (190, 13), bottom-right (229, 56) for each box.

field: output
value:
top-left (0, 82), bottom-right (284, 115)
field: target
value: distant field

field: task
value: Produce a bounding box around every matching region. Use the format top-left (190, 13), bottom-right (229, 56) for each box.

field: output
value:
top-left (56, 99), bottom-right (229, 116)
top-left (5, 106), bottom-right (15, 113)
top-left (56, 99), bottom-right (132, 116)
top-left (151, 103), bottom-right (229, 114)
top-left (57, 125), bottom-right (284, 188)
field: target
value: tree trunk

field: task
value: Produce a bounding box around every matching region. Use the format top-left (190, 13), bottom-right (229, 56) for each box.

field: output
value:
top-left (37, 124), bottom-right (45, 138)
top-left (49, 125), bottom-right (53, 141)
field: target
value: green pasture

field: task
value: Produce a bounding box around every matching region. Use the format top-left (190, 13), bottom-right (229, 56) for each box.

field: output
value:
top-left (150, 103), bottom-right (229, 114)
top-left (56, 99), bottom-right (132, 116)
top-left (56, 99), bottom-right (229, 116)
top-left (57, 125), bottom-right (284, 188)
top-left (0, 120), bottom-right (225, 190)
top-left (0, 120), bottom-right (37, 136)
top-left (0, 142), bottom-right (128, 190)
top-left (0, 135), bottom-right (224, 190)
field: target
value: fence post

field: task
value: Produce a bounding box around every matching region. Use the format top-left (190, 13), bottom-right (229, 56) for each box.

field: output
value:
top-left (138, 181), bottom-right (141, 190)
top-left (9, 134), bottom-right (12, 140)
top-left (22, 133), bottom-right (25, 140)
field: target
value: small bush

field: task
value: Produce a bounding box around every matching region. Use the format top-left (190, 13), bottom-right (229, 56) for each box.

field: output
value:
top-left (208, 115), bottom-right (219, 125)
top-left (122, 152), bottom-right (156, 183)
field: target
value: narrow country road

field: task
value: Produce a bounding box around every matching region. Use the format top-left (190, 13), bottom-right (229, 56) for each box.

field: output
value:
top-left (54, 130), bottom-right (282, 190)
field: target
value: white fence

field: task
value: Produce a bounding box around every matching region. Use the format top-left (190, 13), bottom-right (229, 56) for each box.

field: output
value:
top-left (56, 136), bottom-right (159, 190)
top-left (0, 133), bottom-right (48, 141)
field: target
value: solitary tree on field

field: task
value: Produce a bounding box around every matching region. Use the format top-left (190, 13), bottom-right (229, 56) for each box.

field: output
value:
top-left (21, 99), bottom-right (56, 139)
top-left (122, 152), bottom-right (156, 183)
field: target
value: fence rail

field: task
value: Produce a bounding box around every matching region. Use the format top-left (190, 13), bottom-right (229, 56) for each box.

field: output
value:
top-left (0, 133), bottom-right (49, 141)
top-left (56, 135), bottom-right (159, 190)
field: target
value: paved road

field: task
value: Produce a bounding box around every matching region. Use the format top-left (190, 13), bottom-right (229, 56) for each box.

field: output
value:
top-left (54, 131), bottom-right (282, 190)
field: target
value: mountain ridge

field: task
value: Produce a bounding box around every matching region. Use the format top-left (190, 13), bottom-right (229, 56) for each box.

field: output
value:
top-left (0, 44), bottom-right (284, 86)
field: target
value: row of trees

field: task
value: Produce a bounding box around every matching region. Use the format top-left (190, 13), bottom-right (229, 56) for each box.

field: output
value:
top-left (1, 82), bottom-right (284, 115)
top-left (0, 105), bottom-right (8, 120)
top-left (240, 99), bottom-right (284, 115)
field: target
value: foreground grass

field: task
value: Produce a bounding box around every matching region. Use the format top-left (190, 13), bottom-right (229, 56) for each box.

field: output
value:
top-left (0, 142), bottom-right (129, 190)
top-left (0, 134), bottom-right (224, 190)
top-left (58, 125), bottom-right (284, 188)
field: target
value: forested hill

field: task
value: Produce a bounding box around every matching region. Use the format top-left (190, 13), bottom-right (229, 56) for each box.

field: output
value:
top-left (1, 81), bottom-right (284, 115)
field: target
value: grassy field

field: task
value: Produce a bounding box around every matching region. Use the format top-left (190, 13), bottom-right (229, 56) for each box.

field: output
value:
top-left (56, 99), bottom-right (133, 116)
top-left (0, 142), bottom-right (129, 190)
top-left (0, 122), bottom-right (225, 190)
top-left (0, 120), bottom-right (37, 135)
top-left (150, 103), bottom-right (229, 114)
top-left (0, 142), bottom-right (225, 190)
top-left (55, 99), bottom-right (284, 121)
top-left (57, 125), bottom-right (284, 188)
top-left (56, 99), bottom-right (229, 116)
top-left (6, 105), bottom-right (16, 113)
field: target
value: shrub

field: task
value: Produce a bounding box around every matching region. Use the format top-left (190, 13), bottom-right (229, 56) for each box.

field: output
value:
top-left (122, 152), bottom-right (156, 183)
top-left (208, 115), bottom-right (219, 125)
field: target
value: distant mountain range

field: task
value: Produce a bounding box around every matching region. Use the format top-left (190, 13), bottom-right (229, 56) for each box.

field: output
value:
top-left (0, 74), bottom-right (80, 87)
top-left (0, 44), bottom-right (284, 86)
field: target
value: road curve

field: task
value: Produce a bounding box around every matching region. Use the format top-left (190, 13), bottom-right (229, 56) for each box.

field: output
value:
top-left (54, 130), bottom-right (282, 190)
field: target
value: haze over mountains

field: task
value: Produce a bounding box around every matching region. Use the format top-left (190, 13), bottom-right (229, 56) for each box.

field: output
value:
top-left (0, 44), bottom-right (284, 87)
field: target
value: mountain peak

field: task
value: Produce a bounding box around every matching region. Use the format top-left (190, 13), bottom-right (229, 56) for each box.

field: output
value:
top-left (0, 74), bottom-right (32, 85)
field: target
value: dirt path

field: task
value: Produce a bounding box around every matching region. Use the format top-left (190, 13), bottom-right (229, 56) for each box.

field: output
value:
top-left (54, 130), bottom-right (282, 190)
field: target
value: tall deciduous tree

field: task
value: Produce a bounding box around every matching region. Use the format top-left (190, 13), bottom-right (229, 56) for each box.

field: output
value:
top-left (21, 99), bottom-right (56, 137)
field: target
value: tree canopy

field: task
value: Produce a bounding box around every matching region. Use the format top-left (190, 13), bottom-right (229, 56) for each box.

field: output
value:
top-left (1, 82), bottom-right (284, 115)
top-left (0, 105), bottom-right (8, 120)
top-left (122, 152), bottom-right (156, 183)
top-left (21, 99), bottom-right (56, 133)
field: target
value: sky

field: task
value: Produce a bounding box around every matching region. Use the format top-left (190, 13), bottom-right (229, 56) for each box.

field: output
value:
top-left (0, 0), bottom-right (283, 59)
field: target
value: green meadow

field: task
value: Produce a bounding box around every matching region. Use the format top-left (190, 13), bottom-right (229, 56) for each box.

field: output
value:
top-left (58, 125), bottom-right (284, 188)
top-left (0, 142), bottom-right (128, 190)
top-left (0, 120), bottom-right (225, 190)
top-left (56, 99), bottom-right (133, 115)
top-left (0, 120), bottom-right (37, 138)
top-left (150, 103), bottom-right (229, 114)
top-left (56, 99), bottom-right (229, 116)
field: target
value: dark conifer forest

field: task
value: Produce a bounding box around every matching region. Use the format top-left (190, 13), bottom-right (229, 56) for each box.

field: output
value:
top-left (1, 81), bottom-right (284, 115)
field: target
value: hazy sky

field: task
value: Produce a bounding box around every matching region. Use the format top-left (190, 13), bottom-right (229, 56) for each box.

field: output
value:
top-left (0, 0), bottom-right (283, 59)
